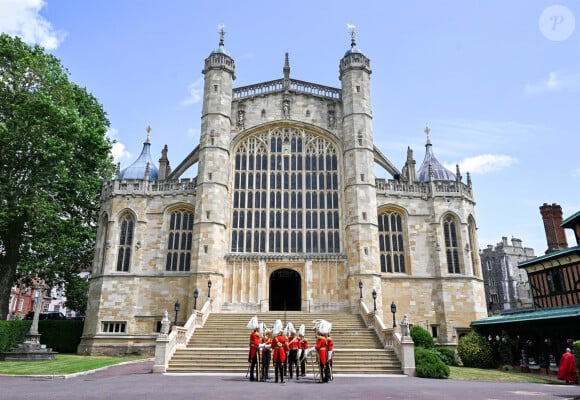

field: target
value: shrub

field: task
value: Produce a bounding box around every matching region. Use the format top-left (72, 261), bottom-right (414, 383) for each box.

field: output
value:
top-left (0, 320), bottom-right (32, 352)
top-left (410, 325), bottom-right (435, 349)
top-left (414, 347), bottom-right (450, 379)
top-left (433, 346), bottom-right (457, 366)
top-left (457, 332), bottom-right (494, 368)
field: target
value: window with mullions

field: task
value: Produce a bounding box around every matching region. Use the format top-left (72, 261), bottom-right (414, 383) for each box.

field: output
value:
top-left (443, 215), bottom-right (461, 273)
top-left (116, 214), bottom-right (134, 272)
top-left (378, 211), bottom-right (406, 273)
top-left (165, 209), bottom-right (194, 271)
top-left (231, 128), bottom-right (340, 254)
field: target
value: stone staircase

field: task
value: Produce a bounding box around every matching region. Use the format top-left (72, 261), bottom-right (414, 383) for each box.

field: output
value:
top-left (166, 312), bottom-right (402, 375)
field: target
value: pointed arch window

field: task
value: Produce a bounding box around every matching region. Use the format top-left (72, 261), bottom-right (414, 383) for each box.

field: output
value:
top-left (231, 128), bottom-right (340, 254)
top-left (444, 215), bottom-right (461, 274)
top-left (166, 209), bottom-right (194, 271)
top-left (116, 214), bottom-right (134, 272)
top-left (378, 210), bottom-right (407, 273)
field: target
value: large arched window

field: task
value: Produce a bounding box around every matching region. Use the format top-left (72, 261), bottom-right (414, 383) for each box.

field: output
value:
top-left (231, 127), bottom-right (340, 254)
top-left (166, 208), bottom-right (194, 271)
top-left (116, 213), bottom-right (134, 272)
top-left (443, 214), bottom-right (461, 274)
top-left (378, 210), bottom-right (407, 273)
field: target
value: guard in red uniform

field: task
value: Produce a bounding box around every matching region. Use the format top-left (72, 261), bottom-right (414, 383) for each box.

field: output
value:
top-left (272, 328), bottom-right (288, 383)
top-left (261, 329), bottom-right (272, 380)
top-left (288, 329), bottom-right (300, 380)
top-left (315, 333), bottom-right (330, 382)
top-left (299, 332), bottom-right (309, 377)
top-left (248, 326), bottom-right (261, 381)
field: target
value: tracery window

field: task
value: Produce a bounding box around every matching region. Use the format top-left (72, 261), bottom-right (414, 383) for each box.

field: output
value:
top-left (231, 127), bottom-right (340, 253)
top-left (378, 210), bottom-right (406, 273)
top-left (165, 209), bottom-right (194, 271)
top-left (116, 214), bottom-right (134, 272)
top-left (443, 214), bottom-right (461, 273)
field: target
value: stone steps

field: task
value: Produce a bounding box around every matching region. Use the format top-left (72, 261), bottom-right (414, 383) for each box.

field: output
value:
top-left (167, 312), bottom-right (402, 374)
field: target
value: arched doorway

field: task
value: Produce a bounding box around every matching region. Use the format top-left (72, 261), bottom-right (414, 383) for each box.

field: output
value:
top-left (269, 268), bottom-right (301, 311)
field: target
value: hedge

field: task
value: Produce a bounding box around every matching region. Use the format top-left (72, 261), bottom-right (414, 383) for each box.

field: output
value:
top-left (0, 320), bottom-right (84, 353)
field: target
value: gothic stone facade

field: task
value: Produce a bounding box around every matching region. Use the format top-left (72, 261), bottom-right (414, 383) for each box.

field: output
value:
top-left (78, 37), bottom-right (487, 355)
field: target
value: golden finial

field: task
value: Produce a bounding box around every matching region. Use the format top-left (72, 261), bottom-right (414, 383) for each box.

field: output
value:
top-left (424, 125), bottom-right (431, 144)
top-left (146, 124), bottom-right (151, 143)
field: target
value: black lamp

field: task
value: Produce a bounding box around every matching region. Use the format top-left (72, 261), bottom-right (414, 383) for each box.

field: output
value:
top-left (207, 280), bottom-right (212, 298)
top-left (193, 288), bottom-right (199, 310)
top-left (174, 300), bottom-right (181, 325)
top-left (391, 301), bottom-right (397, 327)
top-left (372, 289), bottom-right (377, 311)
top-left (358, 280), bottom-right (363, 299)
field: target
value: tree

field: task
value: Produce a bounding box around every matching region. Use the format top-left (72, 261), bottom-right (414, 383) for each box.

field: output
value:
top-left (64, 273), bottom-right (90, 314)
top-left (0, 34), bottom-right (113, 319)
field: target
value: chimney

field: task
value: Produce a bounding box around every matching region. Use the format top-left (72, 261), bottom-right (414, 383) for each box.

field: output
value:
top-left (539, 203), bottom-right (568, 254)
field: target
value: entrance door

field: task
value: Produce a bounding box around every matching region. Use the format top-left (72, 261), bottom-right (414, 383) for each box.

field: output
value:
top-left (269, 268), bottom-right (301, 311)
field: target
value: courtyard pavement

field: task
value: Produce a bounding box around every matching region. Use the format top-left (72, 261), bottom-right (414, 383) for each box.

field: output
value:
top-left (0, 360), bottom-right (578, 400)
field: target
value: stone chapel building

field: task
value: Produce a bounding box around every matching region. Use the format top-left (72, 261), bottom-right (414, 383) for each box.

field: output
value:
top-left (78, 31), bottom-right (487, 355)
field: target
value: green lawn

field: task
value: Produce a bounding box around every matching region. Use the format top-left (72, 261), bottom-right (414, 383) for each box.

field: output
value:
top-left (0, 355), bottom-right (149, 375)
top-left (449, 366), bottom-right (561, 384)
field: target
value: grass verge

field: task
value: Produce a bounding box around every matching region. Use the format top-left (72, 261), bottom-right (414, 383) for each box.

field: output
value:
top-left (0, 354), bottom-right (149, 375)
top-left (449, 366), bottom-right (561, 384)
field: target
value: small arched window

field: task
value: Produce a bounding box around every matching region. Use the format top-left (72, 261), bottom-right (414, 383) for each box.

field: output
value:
top-left (444, 215), bottom-right (461, 274)
top-left (116, 214), bottom-right (134, 272)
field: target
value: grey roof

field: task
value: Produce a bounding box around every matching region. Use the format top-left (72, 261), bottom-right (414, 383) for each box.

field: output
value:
top-left (119, 139), bottom-right (159, 181)
top-left (416, 140), bottom-right (456, 182)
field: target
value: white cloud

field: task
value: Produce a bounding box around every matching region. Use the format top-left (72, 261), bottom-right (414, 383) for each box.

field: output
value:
top-left (572, 168), bottom-right (580, 177)
top-left (106, 128), bottom-right (131, 162)
top-left (181, 78), bottom-right (203, 106)
top-left (445, 154), bottom-right (518, 175)
top-left (0, 0), bottom-right (65, 50)
top-left (524, 71), bottom-right (580, 94)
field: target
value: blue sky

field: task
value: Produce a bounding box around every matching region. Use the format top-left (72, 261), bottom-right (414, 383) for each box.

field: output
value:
top-left (1, 0), bottom-right (579, 255)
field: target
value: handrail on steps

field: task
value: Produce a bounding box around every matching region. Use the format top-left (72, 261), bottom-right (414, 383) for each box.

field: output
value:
top-left (153, 298), bottom-right (212, 373)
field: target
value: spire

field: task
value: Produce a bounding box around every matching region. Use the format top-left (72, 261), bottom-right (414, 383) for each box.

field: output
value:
top-left (218, 23), bottom-right (225, 49)
top-left (283, 52), bottom-right (290, 88)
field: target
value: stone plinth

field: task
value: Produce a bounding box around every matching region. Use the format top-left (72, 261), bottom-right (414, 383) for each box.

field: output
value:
top-left (0, 333), bottom-right (58, 361)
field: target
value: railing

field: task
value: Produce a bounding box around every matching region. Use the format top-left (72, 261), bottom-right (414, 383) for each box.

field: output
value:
top-left (233, 78), bottom-right (341, 101)
top-left (359, 299), bottom-right (415, 376)
top-left (152, 298), bottom-right (212, 373)
top-left (102, 178), bottom-right (197, 199)
top-left (375, 178), bottom-right (473, 200)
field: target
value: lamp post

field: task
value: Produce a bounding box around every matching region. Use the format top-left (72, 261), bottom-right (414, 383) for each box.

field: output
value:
top-left (207, 280), bottom-right (212, 298)
top-left (358, 280), bottom-right (363, 299)
top-left (391, 301), bottom-right (397, 328)
top-left (372, 289), bottom-right (377, 311)
top-left (174, 300), bottom-right (180, 325)
top-left (193, 288), bottom-right (199, 310)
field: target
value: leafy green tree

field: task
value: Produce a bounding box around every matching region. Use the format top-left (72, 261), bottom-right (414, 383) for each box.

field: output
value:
top-left (0, 34), bottom-right (113, 319)
top-left (63, 273), bottom-right (90, 314)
